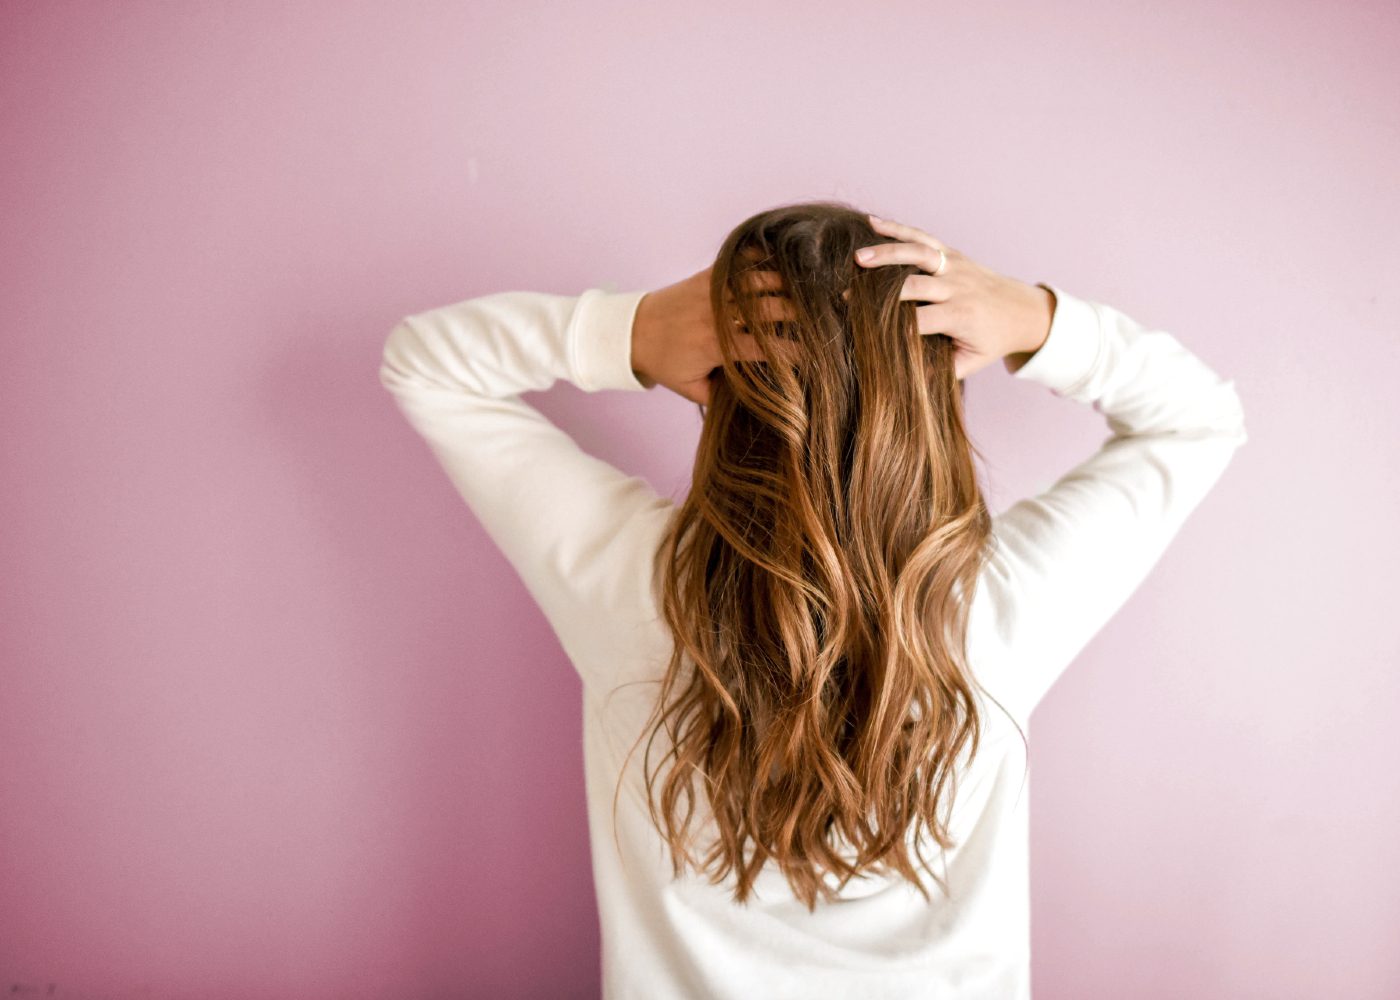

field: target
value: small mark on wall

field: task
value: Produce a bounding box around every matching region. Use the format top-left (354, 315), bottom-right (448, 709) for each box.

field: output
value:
top-left (7, 984), bottom-right (153, 998)
top-left (467, 157), bottom-right (480, 184)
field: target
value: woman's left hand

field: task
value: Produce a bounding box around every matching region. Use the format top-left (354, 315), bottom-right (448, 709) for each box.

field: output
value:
top-left (857, 214), bottom-right (1054, 380)
top-left (631, 266), bottom-right (790, 406)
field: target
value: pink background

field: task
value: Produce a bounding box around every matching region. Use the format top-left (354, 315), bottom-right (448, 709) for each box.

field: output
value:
top-left (3, 2), bottom-right (1397, 997)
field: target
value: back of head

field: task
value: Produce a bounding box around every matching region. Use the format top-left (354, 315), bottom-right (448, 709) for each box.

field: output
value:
top-left (627, 200), bottom-right (1005, 911)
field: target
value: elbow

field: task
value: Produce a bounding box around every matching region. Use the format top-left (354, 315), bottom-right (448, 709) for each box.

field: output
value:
top-left (378, 318), bottom-right (420, 395)
top-left (1221, 378), bottom-right (1249, 448)
top-left (1164, 377), bottom-right (1249, 451)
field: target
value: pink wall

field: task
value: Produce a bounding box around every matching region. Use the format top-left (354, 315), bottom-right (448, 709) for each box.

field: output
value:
top-left (2, 2), bottom-right (1396, 997)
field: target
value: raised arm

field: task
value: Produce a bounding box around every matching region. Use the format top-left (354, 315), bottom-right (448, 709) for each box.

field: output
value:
top-left (378, 288), bottom-right (678, 692)
top-left (972, 285), bottom-right (1249, 718)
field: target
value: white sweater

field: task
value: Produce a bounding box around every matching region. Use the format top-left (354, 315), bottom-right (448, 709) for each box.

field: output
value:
top-left (378, 280), bottom-right (1247, 999)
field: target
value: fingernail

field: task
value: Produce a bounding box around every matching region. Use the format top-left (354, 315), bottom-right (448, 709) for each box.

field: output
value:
top-left (855, 247), bottom-right (874, 262)
top-left (868, 214), bottom-right (881, 223)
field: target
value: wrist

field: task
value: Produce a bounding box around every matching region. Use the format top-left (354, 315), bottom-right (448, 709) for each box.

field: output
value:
top-left (1002, 283), bottom-right (1056, 375)
top-left (630, 292), bottom-right (660, 389)
top-left (1019, 283), bottom-right (1055, 356)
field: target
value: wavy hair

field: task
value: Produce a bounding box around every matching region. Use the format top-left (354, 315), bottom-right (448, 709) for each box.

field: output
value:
top-left (617, 200), bottom-right (1021, 912)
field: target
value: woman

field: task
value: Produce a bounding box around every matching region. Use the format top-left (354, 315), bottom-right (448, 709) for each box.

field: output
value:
top-left (378, 202), bottom-right (1247, 999)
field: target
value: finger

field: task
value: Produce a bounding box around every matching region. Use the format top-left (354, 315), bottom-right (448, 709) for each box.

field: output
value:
top-left (854, 241), bottom-right (949, 274)
top-left (752, 295), bottom-right (796, 323)
top-left (730, 330), bottom-right (804, 365)
top-left (728, 271), bottom-right (790, 311)
top-left (736, 269), bottom-right (784, 293)
top-left (743, 273), bottom-right (853, 303)
top-left (897, 273), bottom-right (954, 304)
top-left (868, 215), bottom-right (948, 252)
top-left (912, 302), bottom-right (957, 336)
top-left (952, 349), bottom-right (994, 382)
top-left (724, 293), bottom-right (797, 324)
top-left (866, 215), bottom-right (948, 252)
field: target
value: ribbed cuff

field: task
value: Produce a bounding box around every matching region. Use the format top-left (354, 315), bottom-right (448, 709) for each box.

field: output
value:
top-left (569, 288), bottom-right (650, 393)
top-left (1011, 283), bottom-right (1103, 397)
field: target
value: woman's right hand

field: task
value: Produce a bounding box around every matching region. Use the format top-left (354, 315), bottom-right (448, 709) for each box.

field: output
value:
top-left (855, 214), bottom-right (1056, 380)
top-left (632, 266), bottom-right (794, 406)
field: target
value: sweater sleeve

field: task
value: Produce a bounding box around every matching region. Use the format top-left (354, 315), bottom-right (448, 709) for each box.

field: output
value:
top-left (971, 284), bottom-right (1249, 720)
top-left (378, 288), bottom-right (678, 693)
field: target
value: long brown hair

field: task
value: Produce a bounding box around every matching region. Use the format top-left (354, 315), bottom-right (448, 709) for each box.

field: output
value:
top-left (619, 200), bottom-right (1019, 912)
